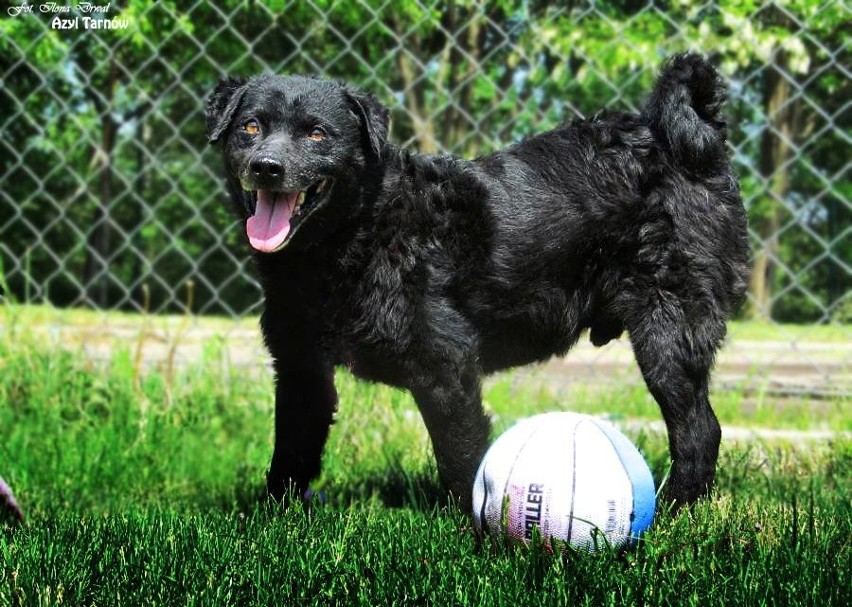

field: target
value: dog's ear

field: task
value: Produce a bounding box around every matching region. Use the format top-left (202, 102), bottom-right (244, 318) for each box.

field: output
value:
top-left (344, 86), bottom-right (389, 158)
top-left (206, 76), bottom-right (248, 145)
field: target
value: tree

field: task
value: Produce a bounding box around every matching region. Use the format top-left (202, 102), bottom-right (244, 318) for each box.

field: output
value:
top-left (503, 0), bottom-right (849, 322)
top-left (1, 0), bottom-right (847, 321)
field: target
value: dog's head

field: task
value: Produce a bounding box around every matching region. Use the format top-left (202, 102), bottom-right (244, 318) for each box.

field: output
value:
top-left (206, 75), bottom-right (389, 253)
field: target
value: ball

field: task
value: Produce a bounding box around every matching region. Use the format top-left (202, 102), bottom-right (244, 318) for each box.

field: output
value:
top-left (472, 412), bottom-right (655, 552)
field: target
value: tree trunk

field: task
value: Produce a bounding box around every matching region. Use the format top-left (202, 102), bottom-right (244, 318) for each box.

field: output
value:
top-left (130, 116), bottom-right (151, 310)
top-left (397, 49), bottom-right (438, 154)
top-left (747, 43), bottom-right (795, 321)
top-left (444, 5), bottom-right (483, 155)
top-left (82, 61), bottom-right (118, 308)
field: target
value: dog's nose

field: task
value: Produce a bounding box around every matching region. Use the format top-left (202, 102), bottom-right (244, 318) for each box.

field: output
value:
top-left (250, 157), bottom-right (284, 180)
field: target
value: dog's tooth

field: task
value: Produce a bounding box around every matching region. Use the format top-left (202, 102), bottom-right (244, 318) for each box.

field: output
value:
top-left (316, 179), bottom-right (326, 194)
top-left (297, 191), bottom-right (305, 208)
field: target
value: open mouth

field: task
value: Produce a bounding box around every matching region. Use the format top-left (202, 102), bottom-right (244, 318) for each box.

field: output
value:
top-left (243, 179), bottom-right (332, 253)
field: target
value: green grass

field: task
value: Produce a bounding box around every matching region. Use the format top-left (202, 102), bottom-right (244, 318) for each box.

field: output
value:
top-left (728, 319), bottom-right (850, 343)
top-left (1, 328), bottom-right (850, 605)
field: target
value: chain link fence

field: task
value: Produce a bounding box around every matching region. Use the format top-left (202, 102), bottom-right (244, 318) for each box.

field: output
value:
top-left (1, 1), bottom-right (849, 394)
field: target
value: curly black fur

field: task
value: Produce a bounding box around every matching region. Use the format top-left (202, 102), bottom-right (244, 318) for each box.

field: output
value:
top-left (207, 53), bottom-right (750, 509)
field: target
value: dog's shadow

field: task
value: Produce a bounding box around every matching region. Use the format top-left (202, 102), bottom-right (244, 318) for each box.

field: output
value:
top-left (226, 465), bottom-right (450, 515)
top-left (332, 469), bottom-right (448, 512)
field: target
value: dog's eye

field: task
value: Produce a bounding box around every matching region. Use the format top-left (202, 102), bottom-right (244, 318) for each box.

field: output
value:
top-left (243, 120), bottom-right (260, 135)
top-left (308, 126), bottom-right (327, 141)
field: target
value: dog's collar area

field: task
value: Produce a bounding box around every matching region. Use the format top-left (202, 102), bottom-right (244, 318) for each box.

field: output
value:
top-left (242, 178), bottom-right (332, 252)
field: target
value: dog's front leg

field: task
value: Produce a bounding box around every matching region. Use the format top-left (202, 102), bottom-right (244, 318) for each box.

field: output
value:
top-left (411, 363), bottom-right (491, 511)
top-left (266, 363), bottom-right (338, 502)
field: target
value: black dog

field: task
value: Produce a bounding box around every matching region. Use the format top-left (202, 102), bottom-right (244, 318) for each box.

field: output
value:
top-left (206, 54), bottom-right (749, 510)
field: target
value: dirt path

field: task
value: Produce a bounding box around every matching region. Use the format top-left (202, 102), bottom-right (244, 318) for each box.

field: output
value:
top-left (533, 338), bottom-right (849, 398)
top-left (616, 419), bottom-right (849, 443)
top-left (31, 320), bottom-right (850, 398)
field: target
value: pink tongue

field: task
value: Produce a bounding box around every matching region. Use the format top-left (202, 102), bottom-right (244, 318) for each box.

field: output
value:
top-left (246, 191), bottom-right (296, 252)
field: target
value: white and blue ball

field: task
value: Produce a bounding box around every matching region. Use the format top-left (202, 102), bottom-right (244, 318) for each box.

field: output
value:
top-left (472, 412), bottom-right (655, 552)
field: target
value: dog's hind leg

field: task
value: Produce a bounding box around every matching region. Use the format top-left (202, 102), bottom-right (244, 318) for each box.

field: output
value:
top-left (627, 299), bottom-right (726, 507)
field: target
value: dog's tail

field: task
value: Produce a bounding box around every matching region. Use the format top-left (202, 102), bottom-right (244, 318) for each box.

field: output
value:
top-left (644, 53), bottom-right (729, 175)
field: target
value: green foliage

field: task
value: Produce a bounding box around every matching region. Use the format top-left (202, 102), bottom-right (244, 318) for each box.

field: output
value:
top-left (0, 1), bottom-right (848, 320)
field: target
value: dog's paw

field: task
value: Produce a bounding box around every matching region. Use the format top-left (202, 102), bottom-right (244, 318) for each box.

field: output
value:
top-left (265, 477), bottom-right (327, 510)
top-left (302, 488), bottom-right (328, 505)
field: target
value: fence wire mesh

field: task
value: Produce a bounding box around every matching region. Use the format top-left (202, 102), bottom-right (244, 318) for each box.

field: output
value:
top-left (0, 1), bottom-right (849, 395)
